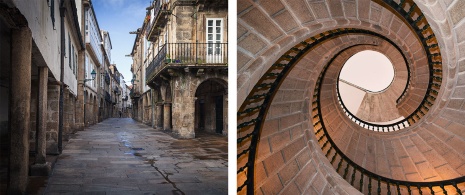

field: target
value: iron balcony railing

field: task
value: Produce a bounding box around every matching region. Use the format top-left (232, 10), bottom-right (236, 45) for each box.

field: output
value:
top-left (129, 88), bottom-right (141, 99)
top-left (104, 91), bottom-right (111, 103)
top-left (146, 0), bottom-right (170, 41)
top-left (104, 72), bottom-right (110, 84)
top-left (146, 42), bottom-right (228, 82)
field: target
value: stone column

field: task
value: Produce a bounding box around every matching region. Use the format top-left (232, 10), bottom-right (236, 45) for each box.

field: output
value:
top-left (151, 90), bottom-right (156, 128)
top-left (30, 66), bottom-right (51, 176)
top-left (163, 103), bottom-right (171, 131)
top-left (47, 84), bottom-right (60, 155)
top-left (9, 26), bottom-right (32, 194)
top-left (156, 103), bottom-right (163, 129)
top-left (172, 96), bottom-right (195, 138)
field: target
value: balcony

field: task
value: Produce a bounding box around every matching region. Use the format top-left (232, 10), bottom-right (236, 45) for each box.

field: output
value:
top-left (114, 86), bottom-right (120, 94)
top-left (105, 91), bottom-right (111, 103)
top-left (146, 42), bottom-right (228, 83)
top-left (146, 0), bottom-right (171, 42)
top-left (105, 72), bottom-right (110, 84)
top-left (130, 88), bottom-right (141, 99)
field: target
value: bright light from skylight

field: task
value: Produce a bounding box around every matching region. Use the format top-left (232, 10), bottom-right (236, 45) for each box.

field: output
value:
top-left (339, 50), bottom-right (394, 92)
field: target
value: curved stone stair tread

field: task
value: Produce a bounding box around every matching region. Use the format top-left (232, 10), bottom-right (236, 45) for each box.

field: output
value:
top-left (322, 71), bottom-right (465, 182)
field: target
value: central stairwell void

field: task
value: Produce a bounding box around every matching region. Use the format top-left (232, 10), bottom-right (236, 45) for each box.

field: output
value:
top-left (237, 0), bottom-right (465, 194)
top-left (338, 50), bottom-right (407, 128)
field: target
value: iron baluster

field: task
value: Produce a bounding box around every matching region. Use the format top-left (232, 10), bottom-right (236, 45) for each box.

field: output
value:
top-left (237, 179), bottom-right (248, 192)
top-left (452, 182), bottom-right (462, 195)
top-left (440, 184), bottom-right (448, 195)
top-left (330, 151), bottom-right (337, 164)
top-left (377, 178), bottom-right (381, 195)
top-left (343, 162), bottom-right (350, 179)
top-left (351, 168), bottom-right (356, 185)
top-left (396, 183), bottom-right (401, 195)
top-left (336, 158), bottom-right (344, 173)
top-left (325, 146), bottom-right (332, 157)
top-left (368, 177), bottom-right (372, 195)
top-left (359, 171), bottom-right (364, 192)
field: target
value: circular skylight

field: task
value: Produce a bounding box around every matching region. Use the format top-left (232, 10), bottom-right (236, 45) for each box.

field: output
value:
top-left (339, 50), bottom-right (394, 92)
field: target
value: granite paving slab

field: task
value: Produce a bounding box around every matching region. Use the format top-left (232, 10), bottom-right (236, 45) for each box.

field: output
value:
top-left (43, 118), bottom-right (228, 194)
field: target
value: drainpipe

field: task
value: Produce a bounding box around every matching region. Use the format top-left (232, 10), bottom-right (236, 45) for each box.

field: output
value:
top-left (57, 0), bottom-right (66, 154)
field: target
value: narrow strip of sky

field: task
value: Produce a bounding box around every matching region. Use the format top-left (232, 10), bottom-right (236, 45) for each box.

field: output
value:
top-left (92, 0), bottom-right (151, 85)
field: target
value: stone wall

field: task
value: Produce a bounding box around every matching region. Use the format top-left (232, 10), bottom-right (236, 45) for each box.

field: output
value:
top-left (63, 91), bottom-right (76, 140)
top-left (174, 6), bottom-right (194, 43)
top-left (170, 68), bottom-right (227, 138)
top-left (46, 84), bottom-right (60, 155)
top-left (29, 79), bottom-right (38, 152)
top-left (237, 0), bottom-right (465, 194)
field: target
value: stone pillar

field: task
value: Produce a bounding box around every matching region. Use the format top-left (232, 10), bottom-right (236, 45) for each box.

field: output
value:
top-left (47, 84), bottom-right (60, 155)
top-left (30, 66), bottom-right (51, 176)
top-left (75, 51), bottom-right (85, 130)
top-left (9, 26), bottom-right (31, 194)
top-left (151, 90), bottom-right (156, 128)
top-left (163, 103), bottom-right (171, 131)
top-left (156, 103), bottom-right (163, 129)
top-left (172, 96), bottom-right (195, 138)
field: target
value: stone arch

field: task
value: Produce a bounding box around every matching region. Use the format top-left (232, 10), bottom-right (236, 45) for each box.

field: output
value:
top-left (194, 78), bottom-right (227, 136)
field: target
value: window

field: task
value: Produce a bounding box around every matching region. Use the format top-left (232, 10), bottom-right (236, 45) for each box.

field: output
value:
top-left (75, 53), bottom-right (78, 79)
top-left (101, 69), bottom-right (104, 88)
top-left (85, 55), bottom-right (89, 81)
top-left (206, 18), bottom-right (223, 63)
top-left (68, 34), bottom-right (71, 69)
top-left (72, 45), bottom-right (75, 75)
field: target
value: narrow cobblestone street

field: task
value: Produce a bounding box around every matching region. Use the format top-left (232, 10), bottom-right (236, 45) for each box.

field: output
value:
top-left (41, 118), bottom-right (227, 194)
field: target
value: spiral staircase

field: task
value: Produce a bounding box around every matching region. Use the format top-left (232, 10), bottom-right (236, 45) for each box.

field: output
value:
top-left (237, 0), bottom-right (465, 194)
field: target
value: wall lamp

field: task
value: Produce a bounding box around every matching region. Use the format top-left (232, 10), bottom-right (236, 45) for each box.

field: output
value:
top-left (79, 69), bottom-right (96, 84)
top-left (131, 78), bottom-right (140, 85)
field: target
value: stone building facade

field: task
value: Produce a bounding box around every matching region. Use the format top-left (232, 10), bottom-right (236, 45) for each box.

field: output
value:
top-left (237, 0), bottom-right (465, 194)
top-left (99, 30), bottom-right (112, 121)
top-left (0, 0), bottom-right (120, 193)
top-left (130, 0), bottom-right (228, 138)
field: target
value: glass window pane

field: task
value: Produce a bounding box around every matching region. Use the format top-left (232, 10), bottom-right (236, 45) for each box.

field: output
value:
top-left (208, 34), bottom-right (213, 40)
top-left (216, 34), bottom-right (221, 41)
top-left (216, 27), bottom-right (220, 33)
top-left (208, 20), bottom-right (213, 26)
top-left (208, 27), bottom-right (212, 33)
top-left (216, 20), bottom-right (221, 26)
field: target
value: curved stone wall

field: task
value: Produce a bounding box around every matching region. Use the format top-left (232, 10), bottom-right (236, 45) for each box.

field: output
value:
top-left (238, 0), bottom-right (465, 194)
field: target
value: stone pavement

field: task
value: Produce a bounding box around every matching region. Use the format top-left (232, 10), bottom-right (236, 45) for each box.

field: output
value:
top-left (42, 118), bottom-right (228, 194)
